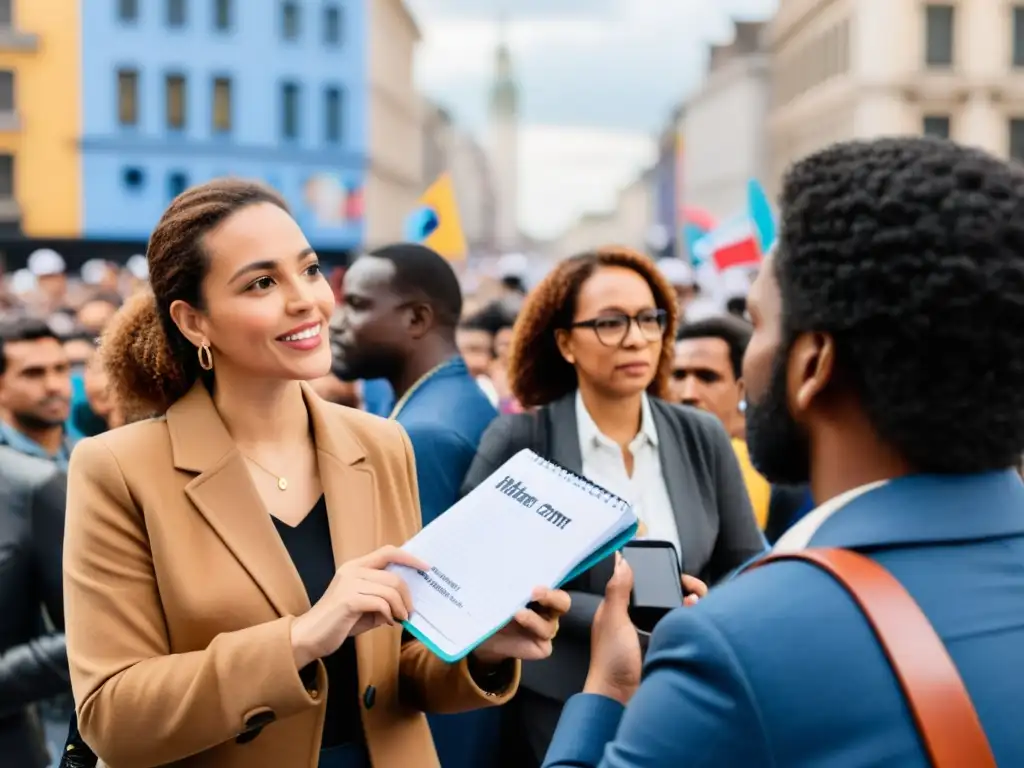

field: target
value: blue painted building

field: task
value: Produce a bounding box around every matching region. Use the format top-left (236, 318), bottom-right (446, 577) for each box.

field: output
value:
top-left (79, 0), bottom-right (368, 255)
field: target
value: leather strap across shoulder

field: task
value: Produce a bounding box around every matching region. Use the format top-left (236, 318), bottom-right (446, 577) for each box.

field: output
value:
top-left (747, 548), bottom-right (996, 768)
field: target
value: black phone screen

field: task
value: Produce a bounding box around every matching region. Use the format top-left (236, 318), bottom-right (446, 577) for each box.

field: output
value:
top-left (622, 541), bottom-right (683, 632)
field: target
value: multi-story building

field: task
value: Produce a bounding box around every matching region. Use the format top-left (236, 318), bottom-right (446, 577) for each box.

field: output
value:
top-left (448, 128), bottom-right (496, 253)
top-left (421, 98), bottom-right (452, 187)
top-left (768, 0), bottom-right (1024, 199)
top-left (681, 21), bottom-right (770, 220)
top-left (649, 106), bottom-right (683, 259)
top-left (548, 169), bottom-right (655, 259)
top-left (2, 0), bottom-right (369, 267)
top-left (364, 0), bottom-right (421, 249)
top-left (0, 0), bottom-right (76, 243)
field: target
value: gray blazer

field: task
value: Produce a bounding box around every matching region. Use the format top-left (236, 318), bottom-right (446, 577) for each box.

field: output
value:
top-left (460, 393), bottom-right (766, 758)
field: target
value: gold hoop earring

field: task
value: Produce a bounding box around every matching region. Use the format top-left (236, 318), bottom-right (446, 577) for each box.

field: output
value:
top-left (198, 343), bottom-right (214, 371)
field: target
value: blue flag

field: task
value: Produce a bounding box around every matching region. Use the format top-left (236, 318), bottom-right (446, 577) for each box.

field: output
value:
top-left (747, 179), bottom-right (776, 253)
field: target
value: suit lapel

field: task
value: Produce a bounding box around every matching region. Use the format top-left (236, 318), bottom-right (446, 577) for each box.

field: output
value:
top-left (302, 385), bottom-right (378, 670)
top-left (547, 393), bottom-right (583, 473)
top-left (303, 386), bottom-right (376, 570)
top-left (650, 400), bottom-right (703, 575)
top-left (185, 453), bottom-right (310, 617)
top-left (169, 384), bottom-right (309, 618)
top-left (168, 382), bottom-right (373, 620)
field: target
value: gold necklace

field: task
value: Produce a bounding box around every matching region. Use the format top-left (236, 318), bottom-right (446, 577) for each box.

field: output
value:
top-left (244, 455), bottom-right (289, 491)
top-left (388, 358), bottom-right (457, 421)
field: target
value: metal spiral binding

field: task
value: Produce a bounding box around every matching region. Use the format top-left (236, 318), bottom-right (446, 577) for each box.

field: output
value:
top-left (529, 452), bottom-right (632, 514)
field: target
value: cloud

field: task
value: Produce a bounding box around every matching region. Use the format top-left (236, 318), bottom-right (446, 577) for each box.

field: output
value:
top-left (408, 0), bottom-right (616, 21)
top-left (519, 125), bottom-right (656, 239)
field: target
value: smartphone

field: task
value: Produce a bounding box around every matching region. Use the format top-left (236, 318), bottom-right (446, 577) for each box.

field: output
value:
top-left (622, 540), bottom-right (684, 634)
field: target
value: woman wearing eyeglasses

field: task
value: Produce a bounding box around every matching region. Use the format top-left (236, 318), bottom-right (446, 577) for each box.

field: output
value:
top-left (460, 247), bottom-right (766, 767)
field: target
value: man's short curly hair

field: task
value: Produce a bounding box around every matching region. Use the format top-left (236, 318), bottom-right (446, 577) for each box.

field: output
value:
top-left (776, 135), bottom-right (1024, 473)
top-left (508, 247), bottom-right (678, 408)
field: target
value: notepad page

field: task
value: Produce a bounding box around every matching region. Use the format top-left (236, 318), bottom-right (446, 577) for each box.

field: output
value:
top-left (388, 449), bottom-right (631, 658)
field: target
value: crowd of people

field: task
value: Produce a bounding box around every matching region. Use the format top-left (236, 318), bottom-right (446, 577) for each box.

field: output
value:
top-left (1, 135), bottom-right (1022, 767)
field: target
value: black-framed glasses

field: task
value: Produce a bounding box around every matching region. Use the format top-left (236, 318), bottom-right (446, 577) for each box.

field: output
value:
top-left (569, 308), bottom-right (668, 347)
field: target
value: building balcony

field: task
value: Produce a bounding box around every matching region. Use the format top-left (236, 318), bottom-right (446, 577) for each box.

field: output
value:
top-left (0, 110), bottom-right (20, 132)
top-left (0, 197), bottom-right (21, 223)
top-left (0, 27), bottom-right (38, 52)
top-left (893, 67), bottom-right (972, 104)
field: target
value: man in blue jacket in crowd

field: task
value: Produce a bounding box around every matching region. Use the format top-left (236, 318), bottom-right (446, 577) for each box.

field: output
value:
top-left (333, 243), bottom-right (500, 768)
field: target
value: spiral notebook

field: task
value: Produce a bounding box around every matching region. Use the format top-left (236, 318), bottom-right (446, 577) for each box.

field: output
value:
top-left (387, 448), bottom-right (639, 662)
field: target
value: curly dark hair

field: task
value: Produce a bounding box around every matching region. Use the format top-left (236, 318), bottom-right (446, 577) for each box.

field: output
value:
top-left (102, 178), bottom-right (289, 421)
top-left (776, 135), bottom-right (1024, 473)
top-left (508, 247), bottom-right (678, 408)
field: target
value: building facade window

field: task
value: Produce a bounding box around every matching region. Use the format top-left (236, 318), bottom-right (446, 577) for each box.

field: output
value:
top-left (165, 74), bottom-right (187, 129)
top-left (922, 114), bottom-right (951, 139)
top-left (324, 86), bottom-right (343, 143)
top-left (0, 0), bottom-right (11, 28)
top-left (168, 171), bottom-right (189, 199)
top-left (0, 71), bottom-right (14, 113)
top-left (214, 0), bottom-right (231, 30)
top-left (324, 6), bottom-right (342, 44)
top-left (122, 167), bottom-right (145, 191)
top-left (282, 1), bottom-right (300, 40)
top-left (212, 76), bottom-right (232, 133)
top-left (1013, 7), bottom-right (1024, 67)
top-left (118, 0), bottom-right (139, 22)
top-left (118, 69), bottom-right (139, 126)
top-left (1010, 119), bottom-right (1024, 163)
top-left (925, 4), bottom-right (955, 67)
top-left (281, 82), bottom-right (300, 139)
top-left (167, 0), bottom-right (186, 27)
top-left (0, 154), bottom-right (13, 198)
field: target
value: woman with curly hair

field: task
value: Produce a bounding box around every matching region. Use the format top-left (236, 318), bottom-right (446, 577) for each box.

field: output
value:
top-left (461, 246), bottom-right (766, 766)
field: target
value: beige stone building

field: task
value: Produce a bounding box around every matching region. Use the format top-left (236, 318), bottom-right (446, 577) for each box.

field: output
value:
top-left (365, 0), bottom-right (422, 248)
top-left (448, 129), bottom-right (497, 252)
top-left (681, 22), bottom-right (771, 220)
top-left (547, 169), bottom-right (655, 258)
top-left (767, 0), bottom-right (1024, 199)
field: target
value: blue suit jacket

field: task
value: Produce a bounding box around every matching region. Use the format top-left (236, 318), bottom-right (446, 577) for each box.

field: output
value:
top-left (543, 471), bottom-right (1024, 767)
top-left (395, 357), bottom-right (498, 527)
top-left (394, 357), bottom-right (500, 768)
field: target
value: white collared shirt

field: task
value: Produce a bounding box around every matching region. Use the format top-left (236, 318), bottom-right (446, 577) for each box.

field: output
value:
top-left (575, 391), bottom-right (683, 558)
top-left (772, 480), bottom-right (889, 553)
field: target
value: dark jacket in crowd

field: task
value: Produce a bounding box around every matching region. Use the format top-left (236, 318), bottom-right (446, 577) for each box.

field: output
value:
top-left (0, 446), bottom-right (69, 768)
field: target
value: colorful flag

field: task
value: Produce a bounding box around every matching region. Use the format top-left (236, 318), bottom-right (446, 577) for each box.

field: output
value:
top-left (403, 173), bottom-right (468, 261)
top-left (692, 213), bottom-right (762, 272)
top-left (747, 179), bottom-right (776, 254)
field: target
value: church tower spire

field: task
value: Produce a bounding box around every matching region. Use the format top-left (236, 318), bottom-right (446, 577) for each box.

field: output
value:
top-left (488, 12), bottom-right (519, 250)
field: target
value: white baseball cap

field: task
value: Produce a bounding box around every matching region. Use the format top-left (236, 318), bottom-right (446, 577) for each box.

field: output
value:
top-left (497, 253), bottom-right (528, 281)
top-left (657, 258), bottom-right (695, 287)
top-left (10, 268), bottom-right (36, 294)
top-left (27, 248), bottom-right (66, 277)
top-left (126, 254), bottom-right (149, 280)
top-left (721, 267), bottom-right (755, 299)
top-left (81, 258), bottom-right (109, 285)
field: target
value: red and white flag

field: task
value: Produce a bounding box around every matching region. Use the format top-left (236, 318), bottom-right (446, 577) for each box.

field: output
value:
top-left (692, 213), bottom-right (763, 272)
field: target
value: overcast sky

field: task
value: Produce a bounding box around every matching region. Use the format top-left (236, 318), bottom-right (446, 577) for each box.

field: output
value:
top-left (407, 0), bottom-right (777, 240)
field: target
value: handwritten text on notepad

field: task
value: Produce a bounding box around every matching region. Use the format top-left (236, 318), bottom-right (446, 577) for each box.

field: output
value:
top-left (415, 566), bottom-right (465, 610)
top-left (495, 475), bottom-right (574, 530)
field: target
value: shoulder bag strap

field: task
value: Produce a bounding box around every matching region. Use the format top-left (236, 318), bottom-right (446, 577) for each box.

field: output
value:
top-left (747, 548), bottom-right (996, 768)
